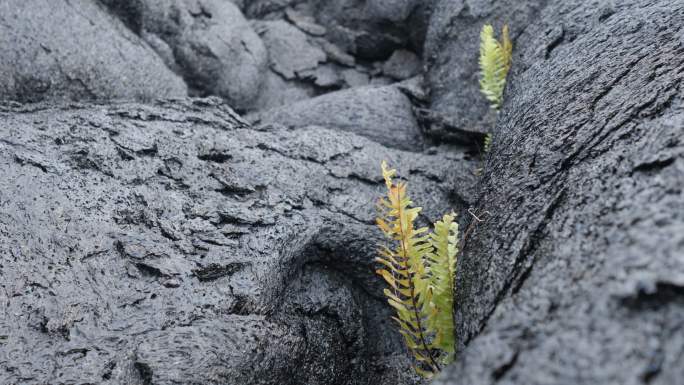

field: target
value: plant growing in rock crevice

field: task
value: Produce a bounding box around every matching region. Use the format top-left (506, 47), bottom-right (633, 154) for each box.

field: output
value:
top-left (375, 161), bottom-right (459, 378)
top-left (374, 23), bottom-right (512, 378)
top-left (479, 23), bottom-right (513, 154)
top-left (479, 24), bottom-right (512, 110)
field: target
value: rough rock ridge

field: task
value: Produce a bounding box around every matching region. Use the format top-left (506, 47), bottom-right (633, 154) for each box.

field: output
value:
top-left (0, 0), bottom-right (187, 103)
top-left (0, 99), bottom-right (477, 385)
top-left (432, 1), bottom-right (684, 383)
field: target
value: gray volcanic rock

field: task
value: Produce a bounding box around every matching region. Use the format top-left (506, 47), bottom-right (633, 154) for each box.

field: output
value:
top-left (254, 20), bottom-right (327, 80)
top-left (435, 1), bottom-right (684, 384)
top-left (250, 85), bottom-right (425, 151)
top-left (315, 0), bottom-right (427, 60)
top-left (0, 99), bottom-right (477, 385)
top-left (245, 0), bottom-right (428, 61)
top-left (298, 64), bottom-right (345, 89)
top-left (382, 49), bottom-right (422, 80)
top-left (248, 18), bottom-right (411, 113)
top-left (341, 69), bottom-right (371, 87)
top-left (0, 0), bottom-right (187, 103)
top-left (105, 0), bottom-right (268, 111)
top-left (285, 8), bottom-right (328, 36)
top-left (243, 0), bottom-right (294, 17)
top-left (249, 70), bottom-right (315, 112)
top-left (215, 1), bottom-right (431, 113)
top-left (319, 39), bottom-right (357, 67)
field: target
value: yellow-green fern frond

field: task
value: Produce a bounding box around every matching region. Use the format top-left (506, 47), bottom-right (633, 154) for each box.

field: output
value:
top-left (427, 213), bottom-right (459, 365)
top-left (501, 25), bottom-right (513, 74)
top-left (483, 133), bottom-right (493, 153)
top-left (376, 161), bottom-right (441, 376)
top-left (479, 24), bottom-right (513, 110)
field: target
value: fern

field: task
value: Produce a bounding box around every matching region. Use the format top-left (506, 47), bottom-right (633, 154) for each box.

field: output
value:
top-left (479, 24), bottom-right (512, 110)
top-left (375, 161), bottom-right (458, 377)
top-left (376, 161), bottom-right (439, 376)
top-left (427, 213), bottom-right (458, 365)
top-left (483, 133), bottom-right (493, 154)
top-left (479, 24), bottom-right (512, 157)
top-left (501, 25), bottom-right (513, 75)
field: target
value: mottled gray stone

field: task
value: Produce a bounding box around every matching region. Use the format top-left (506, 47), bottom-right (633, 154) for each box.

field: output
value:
top-left (246, 0), bottom-right (427, 60)
top-left (0, 98), bottom-right (477, 385)
top-left (254, 20), bottom-right (327, 80)
top-left (250, 85), bottom-right (425, 151)
top-left (105, 0), bottom-right (268, 111)
top-left (320, 39), bottom-right (357, 67)
top-left (341, 68), bottom-right (371, 87)
top-left (434, 1), bottom-right (684, 384)
top-left (244, 0), bottom-right (295, 18)
top-left (249, 70), bottom-right (315, 112)
top-left (298, 64), bottom-right (344, 88)
top-left (285, 8), bottom-right (327, 36)
top-left (382, 49), bottom-right (422, 80)
top-left (0, 0), bottom-right (187, 103)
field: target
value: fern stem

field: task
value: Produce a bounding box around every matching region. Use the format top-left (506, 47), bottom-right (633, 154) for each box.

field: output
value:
top-left (461, 209), bottom-right (491, 252)
top-left (395, 188), bottom-right (441, 373)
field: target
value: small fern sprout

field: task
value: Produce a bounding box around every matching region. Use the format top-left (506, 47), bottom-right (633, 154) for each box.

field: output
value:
top-left (483, 133), bottom-right (493, 154)
top-left (479, 24), bottom-right (512, 157)
top-left (479, 24), bottom-right (513, 110)
top-left (375, 161), bottom-right (460, 378)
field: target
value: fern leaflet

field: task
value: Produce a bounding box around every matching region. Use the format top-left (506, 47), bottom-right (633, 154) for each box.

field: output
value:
top-left (483, 133), bottom-right (493, 154)
top-left (427, 213), bottom-right (458, 365)
top-left (479, 24), bottom-right (512, 110)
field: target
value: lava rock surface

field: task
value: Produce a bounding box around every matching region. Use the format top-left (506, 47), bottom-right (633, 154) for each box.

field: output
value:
top-left (0, 0), bottom-right (187, 103)
top-left (0, 99), bottom-right (476, 385)
top-left (102, 0), bottom-right (269, 110)
top-left (250, 84), bottom-right (425, 151)
top-left (2, 0), bottom-right (683, 384)
top-left (435, 1), bottom-right (684, 383)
